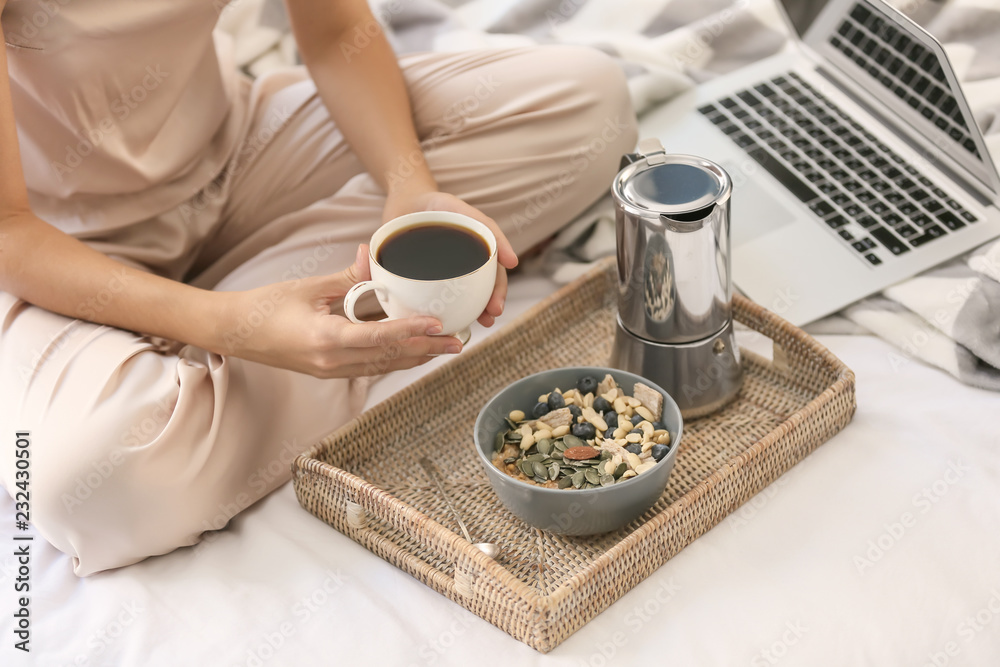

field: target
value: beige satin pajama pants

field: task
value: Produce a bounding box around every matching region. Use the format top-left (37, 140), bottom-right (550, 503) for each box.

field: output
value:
top-left (0, 46), bottom-right (637, 575)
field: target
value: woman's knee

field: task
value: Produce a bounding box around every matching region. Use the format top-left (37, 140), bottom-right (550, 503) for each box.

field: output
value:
top-left (531, 44), bottom-right (638, 170)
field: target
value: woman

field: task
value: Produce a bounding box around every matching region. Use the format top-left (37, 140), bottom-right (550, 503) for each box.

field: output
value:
top-left (0, 0), bottom-right (636, 575)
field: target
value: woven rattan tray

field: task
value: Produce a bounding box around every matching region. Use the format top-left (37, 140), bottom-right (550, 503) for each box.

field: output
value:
top-left (292, 257), bottom-right (856, 652)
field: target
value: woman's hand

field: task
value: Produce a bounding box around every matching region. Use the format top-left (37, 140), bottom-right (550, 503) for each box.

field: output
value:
top-left (214, 245), bottom-right (462, 378)
top-left (383, 189), bottom-right (518, 327)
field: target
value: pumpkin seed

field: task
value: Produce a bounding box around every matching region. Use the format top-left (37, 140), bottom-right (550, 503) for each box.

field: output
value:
top-left (534, 476), bottom-right (547, 484)
top-left (531, 461), bottom-right (547, 478)
top-left (572, 471), bottom-right (585, 488)
top-left (519, 460), bottom-right (534, 476)
top-left (537, 438), bottom-right (553, 456)
top-left (506, 418), bottom-right (519, 430)
top-left (494, 432), bottom-right (505, 452)
top-left (503, 457), bottom-right (517, 464)
top-left (562, 434), bottom-right (584, 448)
top-left (600, 474), bottom-right (614, 487)
top-left (506, 432), bottom-right (522, 442)
top-left (558, 476), bottom-right (574, 489)
top-left (584, 468), bottom-right (600, 485)
top-left (553, 439), bottom-right (567, 452)
top-left (524, 453), bottom-right (544, 463)
top-left (613, 462), bottom-right (628, 478)
top-left (548, 463), bottom-right (560, 480)
top-left (551, 450), bottom-right (564, 460)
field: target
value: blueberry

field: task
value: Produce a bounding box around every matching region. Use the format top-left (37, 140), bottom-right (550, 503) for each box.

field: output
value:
top-left (624, 443), bottom-right (642, 455)
top-left (604, 411), bottom-right (618, 428)
top-left (577, 376), bottom-right (598, 395)
top-left (532, 402), bottom-right (550, 419)
top-left (651, 444), bottom-right (670, 461)
top-left (592, 396), bottom-right (611, 413)
top-left (629, 428), bottom-right (642, 435)
top-left (652, 421), bottom-right (667, 431)
top-left (547, 392), bottom-right (566, 410)
top-left (630, 413), bottom-right (643, 426)
top-left (568, 404), bottom-right (582, 419)
top-left (571, 422), bottom-right (596, 440)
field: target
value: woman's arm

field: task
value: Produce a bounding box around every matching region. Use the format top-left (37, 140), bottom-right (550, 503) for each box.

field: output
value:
top-left (284, 0), bottom-right (517, 326)
top-left (0, 16), bottom-right (226, 352)
top-left (0, 12), bottom-right (456, 377)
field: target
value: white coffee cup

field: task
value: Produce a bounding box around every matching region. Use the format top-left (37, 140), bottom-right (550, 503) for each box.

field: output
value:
top-left (343, 211), bottom-right (498, 344)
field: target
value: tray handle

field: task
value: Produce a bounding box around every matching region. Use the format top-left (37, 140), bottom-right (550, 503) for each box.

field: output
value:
top-left (296, 457), bottom-right (513, 602)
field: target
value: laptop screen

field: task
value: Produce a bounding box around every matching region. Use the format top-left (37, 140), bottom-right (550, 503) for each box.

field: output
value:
top-left (778, 0), bottom-right (997, 193)
top-left (781, 0), bottom-right (828, 36)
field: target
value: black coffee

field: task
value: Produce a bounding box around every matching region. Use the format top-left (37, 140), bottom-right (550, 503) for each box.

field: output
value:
top-left (376, 224), bottom-right (490, 280)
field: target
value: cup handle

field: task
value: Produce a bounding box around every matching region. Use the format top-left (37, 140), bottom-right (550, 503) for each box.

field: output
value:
top-left (343, 281), bottom-right (387, 324)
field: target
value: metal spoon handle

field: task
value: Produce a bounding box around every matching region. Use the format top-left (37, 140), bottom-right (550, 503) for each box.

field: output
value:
top-left (418, 457), bottom-right (474, 544)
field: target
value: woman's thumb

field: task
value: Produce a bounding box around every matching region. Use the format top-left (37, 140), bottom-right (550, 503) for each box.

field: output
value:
top-left (319, 244), bottom-right (371, 297)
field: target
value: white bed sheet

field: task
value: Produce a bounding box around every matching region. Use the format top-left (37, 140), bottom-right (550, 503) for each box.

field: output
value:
top-left (1, 266), bottom-right (998, 667)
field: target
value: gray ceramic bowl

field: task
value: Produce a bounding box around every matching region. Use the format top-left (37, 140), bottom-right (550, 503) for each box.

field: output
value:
top-left (474, 366), bottom-right (683, 535)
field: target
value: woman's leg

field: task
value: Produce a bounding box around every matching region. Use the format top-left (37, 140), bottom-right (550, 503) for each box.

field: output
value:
top-left (0, 45), bottom-right (636, 575)
top-left (188, 45), bottom-right (638, 288)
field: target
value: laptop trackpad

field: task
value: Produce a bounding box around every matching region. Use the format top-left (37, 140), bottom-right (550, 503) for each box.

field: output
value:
top-left (724, 164), bottom-right (797, 248)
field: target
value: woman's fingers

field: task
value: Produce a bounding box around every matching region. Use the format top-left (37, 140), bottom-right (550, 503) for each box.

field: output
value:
top-left (313, 244), bottom-right (372, 299)
top-left (478, 264), bottom-right (507, 327)
top-left (438, 197), bottom-right (518, 270)
top-left (332, 314), bottom-right (442, 348)
top-left (319, 327), bottom-right (462, 378)
top-left (479, 217), bottom-right (517, 270)
top-left (344, 330), bottom-right (462, 365)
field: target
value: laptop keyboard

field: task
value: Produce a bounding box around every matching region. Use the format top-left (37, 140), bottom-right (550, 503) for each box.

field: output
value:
top-left (829, 2), bottom-right (981, 160)
top-left (698, 72), bottom-right (979, 266)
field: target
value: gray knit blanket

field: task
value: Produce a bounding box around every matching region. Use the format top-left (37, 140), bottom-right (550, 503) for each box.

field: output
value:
top-left (223, 0), bottom-right (1000, 389)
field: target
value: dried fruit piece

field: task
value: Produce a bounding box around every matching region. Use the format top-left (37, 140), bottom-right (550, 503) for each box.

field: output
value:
top-left (597, 374), bottom-right (616, 397)
top-left (632, 382), bottom-right (663, 421)
top-left (538, 407), bottom-right (572, 429)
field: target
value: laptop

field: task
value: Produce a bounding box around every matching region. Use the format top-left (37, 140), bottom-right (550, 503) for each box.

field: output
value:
top-left (641, 0), bottom-right (1000, 325)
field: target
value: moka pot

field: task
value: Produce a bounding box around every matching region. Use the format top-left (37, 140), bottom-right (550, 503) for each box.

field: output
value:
top-left (609, 138), bottom-right (743, 418)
